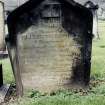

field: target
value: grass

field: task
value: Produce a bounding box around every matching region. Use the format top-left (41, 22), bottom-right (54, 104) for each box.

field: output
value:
top-left (0, 58), bottom-right (14, 84)
top-left (1, 20), bottom-right (105, 105)
top-left (91, 20), bottom-right (105, 79)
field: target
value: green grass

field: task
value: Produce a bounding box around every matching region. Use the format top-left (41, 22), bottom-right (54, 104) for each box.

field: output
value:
top-left (91, 20), bottom-right (105, 79)
top-left (7, 96), bottom-right (105, 105)
top-left (0, 58), bottom-right (14, 84)
top-left (6, 87), bottom-right (105, 105)
top-left (2, 20), bottom-right (105, 105)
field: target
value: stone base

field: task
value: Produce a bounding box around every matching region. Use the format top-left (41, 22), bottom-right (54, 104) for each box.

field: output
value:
top-left (0, 84), bottom-right (10, 103)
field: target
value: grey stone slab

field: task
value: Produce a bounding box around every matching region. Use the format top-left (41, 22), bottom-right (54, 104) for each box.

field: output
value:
top-left (7, 0), bottom-right (93, 96)
top-left (0, 84), bottom-right (10, 103)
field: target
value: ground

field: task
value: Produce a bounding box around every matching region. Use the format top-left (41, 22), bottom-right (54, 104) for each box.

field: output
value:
top-left (1, 20), bottom-right (105, 105)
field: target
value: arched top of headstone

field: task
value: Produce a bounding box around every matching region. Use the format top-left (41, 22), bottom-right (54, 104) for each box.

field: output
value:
top-left (7, 0), bottom-right (91, 19)
top-left (84, 1), bottom-right (99, 10)
top-left (7, 0), bottom-right (92, 46)
top-left (74, 0), bottom-right (99, 5)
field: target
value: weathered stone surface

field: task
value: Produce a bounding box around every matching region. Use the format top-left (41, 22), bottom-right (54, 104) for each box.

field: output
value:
top-left (18, 23), bottom-right (81, 92)
top-left (0, 1), bottom-right (5, 51)
top-left (7, 0), bottom-right (93, 95)
top-left (0, 84), bottom-right (10, 103)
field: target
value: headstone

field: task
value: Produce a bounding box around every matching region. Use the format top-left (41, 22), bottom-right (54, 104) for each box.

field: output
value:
top-left (84, 1), bottom-right (99, 39)
top-left (6, 0), bottom-right (93, 96)
top-left (98, 8), bottom-right (105, 20)
top-left (0, 1), bottom-right (5, 51)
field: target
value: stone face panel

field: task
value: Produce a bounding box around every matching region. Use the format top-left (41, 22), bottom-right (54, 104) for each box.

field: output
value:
top-left (7, 0), bottom-right (93, 95)
top-left (18, 19), bottom-right (81, 92)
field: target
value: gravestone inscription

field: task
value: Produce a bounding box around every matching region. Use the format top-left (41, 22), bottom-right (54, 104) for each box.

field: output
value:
top-left (7, 0), bottom-right (93, 96)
